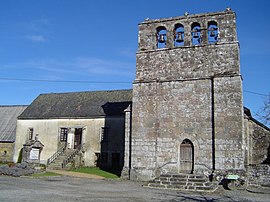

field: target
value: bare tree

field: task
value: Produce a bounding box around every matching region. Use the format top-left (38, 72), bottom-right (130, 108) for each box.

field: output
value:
top-left (257, 93), bottom-right (270, 127)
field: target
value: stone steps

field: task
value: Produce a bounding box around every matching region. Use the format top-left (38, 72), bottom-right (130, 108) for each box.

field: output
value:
top-left (146, 173), bottom-right (218, 192)
top-left (47, 149), bottom-right (76, 170)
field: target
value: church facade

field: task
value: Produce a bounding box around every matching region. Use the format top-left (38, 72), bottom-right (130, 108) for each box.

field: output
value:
top-left (122, 9), bottom-right (270, 181)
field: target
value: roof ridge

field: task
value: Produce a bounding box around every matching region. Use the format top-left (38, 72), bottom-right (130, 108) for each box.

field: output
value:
top-left (39, 89), bottom-right (133, 96)
top-left (0, 105), bottom-right (28, 107)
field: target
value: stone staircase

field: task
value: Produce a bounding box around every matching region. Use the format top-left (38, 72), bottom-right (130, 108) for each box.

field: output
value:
top-left (47, 149), bottom-right (77, 170)
top-left (145, 173), bottom-right (218, 192)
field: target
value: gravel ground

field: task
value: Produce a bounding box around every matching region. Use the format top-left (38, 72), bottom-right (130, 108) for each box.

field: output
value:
top-left (0, 175), bottom-right (269, 202)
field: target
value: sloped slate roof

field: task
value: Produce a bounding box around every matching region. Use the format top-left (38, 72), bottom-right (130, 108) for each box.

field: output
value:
top-left (244, 107), bottom-right (270, 131)
top-left (0, 105), bottom-right (28, 142)
top-left (18, 89), bottom-right (132, 119)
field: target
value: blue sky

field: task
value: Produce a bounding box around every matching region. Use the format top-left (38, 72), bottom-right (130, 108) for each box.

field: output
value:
top-left (0, 0), bottom-right (269, 121)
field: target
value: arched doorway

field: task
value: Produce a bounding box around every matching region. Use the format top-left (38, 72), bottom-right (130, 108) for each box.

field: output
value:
top-left (179, 139), bottom-right (194, 174)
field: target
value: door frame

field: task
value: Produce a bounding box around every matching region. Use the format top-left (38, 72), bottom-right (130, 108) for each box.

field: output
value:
top-left (178, 139), bottom-right (194, 174)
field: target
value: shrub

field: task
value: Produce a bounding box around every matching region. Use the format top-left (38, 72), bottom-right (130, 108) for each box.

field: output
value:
top-left (17, 148), bottom-right (23, 163)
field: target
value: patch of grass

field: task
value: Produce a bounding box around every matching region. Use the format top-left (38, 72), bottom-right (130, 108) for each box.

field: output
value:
top-left (32, 172), bottom-right (62, 177)
top-left (72, 167), bottom-right (119, 179)
top-left (0, 162), bottom-right (14, 166)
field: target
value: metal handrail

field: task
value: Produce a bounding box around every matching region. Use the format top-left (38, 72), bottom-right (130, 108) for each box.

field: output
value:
top-left (47, 143), bottom-right (66, 165)
top-left (158, 161), bottom-right (177, 169)
top-left (62, 144), bottom-right (81, 168)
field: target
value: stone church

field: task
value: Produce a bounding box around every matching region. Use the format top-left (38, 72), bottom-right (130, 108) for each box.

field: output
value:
top-left (12, 8), bottom-right (269, 187)
top-left (122, 8), bottom-right (270, 185)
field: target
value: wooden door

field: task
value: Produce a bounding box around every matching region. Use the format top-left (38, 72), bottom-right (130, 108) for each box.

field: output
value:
top-left (180, 140), bottom-right (193, 174)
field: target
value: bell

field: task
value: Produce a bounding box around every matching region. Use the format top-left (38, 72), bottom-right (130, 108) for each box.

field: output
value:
top-left (193, 29), bottom-right (199, 38)
top-left (175, 32), bottom-right (184, 43)
top-left (158, 34), bottom-right (166, 43)
top-left (209, 28), bottom-right (216, 37)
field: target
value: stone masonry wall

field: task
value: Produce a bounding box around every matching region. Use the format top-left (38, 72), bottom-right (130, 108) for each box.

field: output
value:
top-left (243, 110), bottom-right (270, 187)
top-left (247, 165), bottom-right (270, 186)
top-left (136, 44), bottom-right (240, 82)
top-left (157, 80), bottom-right (213, 173)
top-left (214, 76), bottom-right (244, 170)
top-left (244, 116), bottom-right (270, 165)
top-left (131, 83), bottom-right (158, 180)
top-left (0, 142), bottom-right (14, 162)
top-left (131, 10), bottom-right (244, 181)
top-left (131, 79), bottom-right (213, 180)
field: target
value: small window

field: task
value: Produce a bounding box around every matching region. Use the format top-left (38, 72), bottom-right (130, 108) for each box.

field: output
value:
top-left (60, 128), bottom-right (68, 142)
top-left (28, 128), bottom-right (34, 140)
top-left (174, 23), bottom-right (184, 47)
top-left (156, 26), bottom-right (167, 49)
top-left (191, 22), bottom-right (201, 45)
top-left (208, 21), bottom-right (218, 44)
top-left (100, 127), bottom-right (108, 142)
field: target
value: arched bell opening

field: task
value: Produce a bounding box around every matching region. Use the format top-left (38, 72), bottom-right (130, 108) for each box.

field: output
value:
top-left (174, 23), bottom-right (184, 47)
top-left (191, 22), bottom-right (201, 45)
top-left (208, 21), bottom-right (218, 44)
top-left (179, 139), bottom-right (194, 174)
top-left (156, 26), bottom-right (167, 49)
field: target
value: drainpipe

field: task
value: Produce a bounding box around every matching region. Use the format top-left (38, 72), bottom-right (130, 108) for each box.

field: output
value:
top-left (211, 77), bottom-right (216, 172)
top-left (128, 104), bottom-right (132, 180)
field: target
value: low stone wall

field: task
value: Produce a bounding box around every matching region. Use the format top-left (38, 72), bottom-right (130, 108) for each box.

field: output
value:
top-left (247, 165), bottom-right (270, 186)
top-left (0, 162), bottom-right (37, 177)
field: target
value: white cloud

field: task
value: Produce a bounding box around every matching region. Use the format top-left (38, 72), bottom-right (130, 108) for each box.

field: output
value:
top-left (119, 48), bottom-right (136, 58)
top-left (0, 56), bottom-right (135, 81)
top-left (29, 18), bottom-right (50, 32)
top-left (74, 57), bottom-right (134, 76)
top-left (18, 17), bottom-right (51, 43)
top-left (25, 35), bottom-right (46, 42)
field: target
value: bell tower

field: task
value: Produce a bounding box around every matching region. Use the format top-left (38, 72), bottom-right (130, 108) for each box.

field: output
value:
top-left (129, 8), bottom-right (244, 181)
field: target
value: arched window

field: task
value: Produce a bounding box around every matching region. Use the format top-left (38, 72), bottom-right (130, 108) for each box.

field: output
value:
top-left (156, 26), bottom-right (167, 49)
top-left (208, 21), bottom-right (218, 44)
top-left (174, 23), bottom-right (184, 47)
top-left (191, 22), bottom-right (201, 45)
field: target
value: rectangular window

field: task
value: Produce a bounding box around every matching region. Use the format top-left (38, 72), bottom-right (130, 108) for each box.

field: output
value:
top-left (100, 127), bottom-right (108, 142)
top-left (60, 128), bottom-right (68, 142)
top-left (28, 128), bottom-right (33, 140)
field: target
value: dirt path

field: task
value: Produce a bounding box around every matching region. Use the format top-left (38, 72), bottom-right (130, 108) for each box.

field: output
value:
top-left (46, 169), bottom-right (105, 179)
